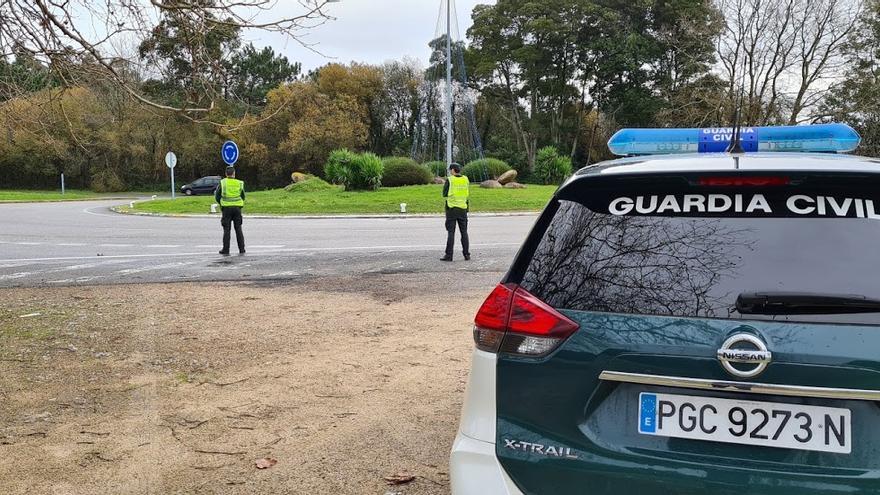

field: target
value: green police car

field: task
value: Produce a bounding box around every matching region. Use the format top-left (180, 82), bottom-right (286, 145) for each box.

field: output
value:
top-left (450, 124), bottom-right (880, 494)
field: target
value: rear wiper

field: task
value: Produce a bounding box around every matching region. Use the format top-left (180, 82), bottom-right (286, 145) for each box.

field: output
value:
top-left (735, 292), bottom-right (880, 315)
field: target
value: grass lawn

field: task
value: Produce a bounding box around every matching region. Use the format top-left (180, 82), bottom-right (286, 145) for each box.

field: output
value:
top-left (0, 190), bottom-right (131, 202)
top-left (130, 184), bottom-right (557, 215)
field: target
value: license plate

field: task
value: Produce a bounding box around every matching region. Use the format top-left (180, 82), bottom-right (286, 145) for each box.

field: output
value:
top-left (638, 392), bottom-right (851, 454)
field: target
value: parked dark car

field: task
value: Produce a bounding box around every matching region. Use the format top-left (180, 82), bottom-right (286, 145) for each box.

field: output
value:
top-left (180, 176), bottom-right (221, 196)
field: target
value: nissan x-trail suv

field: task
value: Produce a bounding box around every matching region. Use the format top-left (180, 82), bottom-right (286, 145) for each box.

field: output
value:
top-left (450, 123), bottom-right (880, 494)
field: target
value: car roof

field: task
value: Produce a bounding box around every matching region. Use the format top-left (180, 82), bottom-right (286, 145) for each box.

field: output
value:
top-left (575, 152), bottom-right (880, 178)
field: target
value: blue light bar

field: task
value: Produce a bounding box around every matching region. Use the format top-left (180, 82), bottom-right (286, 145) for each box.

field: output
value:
top-left (607, 123), bottom-right (861, 156)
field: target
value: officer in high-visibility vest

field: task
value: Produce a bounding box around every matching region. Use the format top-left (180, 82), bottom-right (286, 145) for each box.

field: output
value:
top-left (441, 163), bottom-right (471, 261)
top-left (214, 166), bottom-right (246, 255)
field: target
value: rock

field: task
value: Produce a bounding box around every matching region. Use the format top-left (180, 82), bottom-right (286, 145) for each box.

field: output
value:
top-left (432, 177), bottom-right (446, 185)
top-left (503, 182), bottom-right (526, 189)
top-left (290, 172), bottom-right (311, 183)
top-left (480, 180), bottom-right (503, 189)
top-left (497, 169), bottom-right (518, 185)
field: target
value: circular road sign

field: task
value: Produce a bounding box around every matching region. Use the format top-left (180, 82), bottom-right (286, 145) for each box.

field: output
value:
top-left (222, 141), bottom-right (239, 166)
top-left (165, 151), bottom-right (177, 169)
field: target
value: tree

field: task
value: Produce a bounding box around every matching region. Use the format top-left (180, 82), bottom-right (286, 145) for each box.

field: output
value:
top-left (315, 63), bottom-right (384, 108)
top-left (139, 2), bottom-right (242, 107)
top-left (643, 0), bottom-right (726, 127)
top-left (372, 59), bottom-right (422, 157)
top-left (237, 79), bottom-right (370, 180)
top-left (821, 0), bottom-right (880, 156)
top-left (467, 0), bottom-right (583, 169)
top-left (467, 0), bottom-right (721, 169)
top-left (227, 44), bottom-right (301, 107)
top-left (0, 0), bottom-right (337, 120)
top-left (313, 63), bottom-right (386, 154)
top-left (584, 0), bottom-right (722, 127)
top-left (282, 90), bottom-right (369, 176)
top-left (716, 0), bottom-right (863, 125)
top-left (0, 51), bottom-right (57, 102)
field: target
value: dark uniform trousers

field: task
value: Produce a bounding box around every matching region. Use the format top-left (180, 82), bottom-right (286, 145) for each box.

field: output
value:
top-left (221, 206), bottom-right (245, 253)
top-left (445, 206), bottom-right (470, 258)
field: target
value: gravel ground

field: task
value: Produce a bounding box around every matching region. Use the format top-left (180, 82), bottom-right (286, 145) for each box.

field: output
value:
top-left (0, 272), bottom-right (500, 494)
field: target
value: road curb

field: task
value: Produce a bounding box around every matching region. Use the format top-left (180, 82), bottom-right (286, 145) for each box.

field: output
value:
top-left (110, 205), bottom-right (539, 219)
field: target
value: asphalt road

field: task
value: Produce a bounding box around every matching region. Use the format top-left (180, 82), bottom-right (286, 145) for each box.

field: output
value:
top-left (0, 200), bottom-right (539, 288)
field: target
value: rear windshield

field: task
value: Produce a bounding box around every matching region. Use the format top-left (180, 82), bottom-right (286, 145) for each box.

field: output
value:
top-left (520, 180), bottom-right (880, 325)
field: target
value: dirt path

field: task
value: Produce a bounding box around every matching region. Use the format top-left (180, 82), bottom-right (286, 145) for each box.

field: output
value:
top-left (0, 273), bottom-right (499, 494)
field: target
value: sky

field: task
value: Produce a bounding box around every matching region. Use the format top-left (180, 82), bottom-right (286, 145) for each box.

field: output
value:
top-left (244, 0), bottom-right (495, 72)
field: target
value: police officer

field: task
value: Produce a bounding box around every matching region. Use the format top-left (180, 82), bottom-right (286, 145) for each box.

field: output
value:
top-left (441, 163), bottom-right (471, 261)
top-left (215, 166), bottom-right (246, 255)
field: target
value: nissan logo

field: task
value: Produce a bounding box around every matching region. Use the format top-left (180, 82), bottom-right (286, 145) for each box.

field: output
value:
top-left (717, 333), bottom-right (771, 378)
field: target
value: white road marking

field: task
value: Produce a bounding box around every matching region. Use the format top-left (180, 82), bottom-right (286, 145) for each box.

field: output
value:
top-left (99, 243), bottom-right (136, 247)
top-left (45, 259), bottom-right (132, 273)
top-left (349, 228), bottom-right (434, 232)
top-left (0, 243), bottom-right (519, 265)
top-left (47, 275), bottom-right (108, 284)
top-left (0, 259), bottom-right (132, 282)
top-left (145, 244), bottom-right (181, 248)
top-left (2, 251), bottom-right (226, 264)
top-left (161, 274), bottom-right (200, 280)
top-left (0, 261), bottom-right (46, 269)
top-left (247, 245), bottom-right (285, 249)
top-left (114, 260), bottom-right (200, 275)
top-left (17, 242), bottom-right (43, 245)
top-left (264, 271), bottom-right (300, 277)
top-left (57, 243), bottom-right (88, 247)
top-left (82, 206), bottom-right (123, 217)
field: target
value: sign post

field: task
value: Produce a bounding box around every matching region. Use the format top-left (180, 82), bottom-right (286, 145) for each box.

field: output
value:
top-left (222, 141), bottom-right (240, 167)
top-left (165, 151), bottom-right (178, 199)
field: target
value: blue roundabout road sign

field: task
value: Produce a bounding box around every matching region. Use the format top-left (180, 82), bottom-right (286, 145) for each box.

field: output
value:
top-left (222, 140), bottom-right (240, 166)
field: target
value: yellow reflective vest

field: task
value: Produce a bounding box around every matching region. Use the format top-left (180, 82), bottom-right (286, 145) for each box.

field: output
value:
top-left (446, 175), bottom-right (470, 209)
top-left (220, 178), bottom-right (245, 207)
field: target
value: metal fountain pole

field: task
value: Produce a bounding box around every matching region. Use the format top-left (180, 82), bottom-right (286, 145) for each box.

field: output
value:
top-left (445, 0), bottom-right (453, 170)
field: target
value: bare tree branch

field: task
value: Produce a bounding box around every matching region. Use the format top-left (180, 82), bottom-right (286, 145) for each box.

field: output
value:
top-left (714, 0), bottom-right (861, 124)
top-left (0, 0), bottom-right (335, 122)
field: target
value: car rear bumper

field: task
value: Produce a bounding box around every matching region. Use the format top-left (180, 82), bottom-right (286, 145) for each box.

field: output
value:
top-left (450, 349), bottom-right (523, 494)
top-left (450, 433), bottom-right (523, 495)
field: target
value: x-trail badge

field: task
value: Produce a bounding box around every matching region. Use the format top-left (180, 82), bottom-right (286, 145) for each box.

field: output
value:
top-left (717, 333), bottom-right (771, 378)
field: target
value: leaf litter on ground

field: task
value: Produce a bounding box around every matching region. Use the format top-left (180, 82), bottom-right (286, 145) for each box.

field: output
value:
top-left (384, 471), bottom-right (416, 485)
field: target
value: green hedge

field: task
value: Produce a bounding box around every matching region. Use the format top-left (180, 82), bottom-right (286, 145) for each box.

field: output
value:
top-left (534, 146), bottom-right (573, 185)
top-left (382, 157), bottom-right (433, 187)
top-left (325, 149), bottom-right (384, 191)
top-left (424, 160), bottom-right (447, 177)
top-left (462, 158), bottom-right (511, 182)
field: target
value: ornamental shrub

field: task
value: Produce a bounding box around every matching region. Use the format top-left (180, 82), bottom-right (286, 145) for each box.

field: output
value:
top-left (382, 157), bottom-right (432, 187)
top-left (461, 158), bottom-right (511, 182)
top-left (324, 149), bottom-right (384, 191)
top-left (533, 146), bottom-right (573, 185)
top-left (324, 148), bottom-right (358, 182)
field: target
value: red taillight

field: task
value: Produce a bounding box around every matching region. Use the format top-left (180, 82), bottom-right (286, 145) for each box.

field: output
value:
top-left (473, 283), bottom-right (579, 356)
top-left (474, 283), bottom-right (515, 330)
top-left (698, 176), bottom-right (790, 187)
top-left (508, 288), bottom-right (579, 338)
